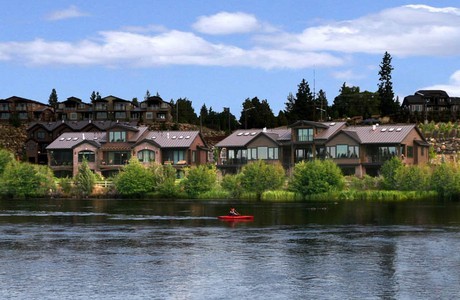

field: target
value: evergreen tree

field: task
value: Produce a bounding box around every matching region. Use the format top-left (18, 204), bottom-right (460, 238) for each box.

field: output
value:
top-left (239, 97), bottom-right (275, 129)
top-left (284, 79), bottom-right (315, 124)
top-left (48, 88), bottom-right (58, 112)
top-left (74, 158), bottom-right (97, 197)
top-left (378, 51), bottom-right (398, 117)
top-left (132, 97), bottom-right (139, 107)
top-left (316, 89), bottom-right (328, 121)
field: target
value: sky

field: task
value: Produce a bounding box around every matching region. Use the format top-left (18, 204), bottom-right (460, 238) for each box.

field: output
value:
top-left (2, 1), bottom-right (460, 119)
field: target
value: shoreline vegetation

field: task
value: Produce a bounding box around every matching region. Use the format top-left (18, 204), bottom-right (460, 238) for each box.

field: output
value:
top-left (0, 146), bottom-right (458, 202)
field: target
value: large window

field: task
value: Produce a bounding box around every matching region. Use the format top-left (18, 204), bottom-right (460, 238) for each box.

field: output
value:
top-left (164, 150), bottom-right (186, 164)
top-left (247, 147), bottom-right (278, 160)
top-left (297, 128), bottom-right (314, 142)
top-left (327, 145), bottom-right (360, 159)
top-left (106, 151), bottom-right (130, 165)
top-left (295, 146), bottom-right (313, 163)
top-left (137, 149), bottom-right (155, 163)
top-left (109, 131), bottom-right (126, 142)
top-left (78, 150), bottom-right (95, 162)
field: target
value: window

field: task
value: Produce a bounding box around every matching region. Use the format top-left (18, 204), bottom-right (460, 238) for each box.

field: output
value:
top-left (297, 128), bottom-right (313, 142)
top-left (157, 113), bottom-right (166, 119)
top-left (137, 149), bottom-right (155, 163)
top-left (258, 147), bottom-right (268, 160)
top-left (145, 112), bottom-right (153, 120)
top-left (109, 131), bottom-right (126, 142)
top-left (407, 146), bottom-right (414, 158)
top-left (247, 147), bottom-right (279, 160)
top-left (327, 145), bottom-right (359, 158)
top-left (106, 151), bottom-right (130, 165)
top-left (78, 150), bottom-right (95, 162)
top-left (192, 150), bottom-right (196, 163)
top-left (336, 145), bottom-right (348, 158)
top-left (37, 131), bottom-right (46, 140)
top-left (69, 112), bottom-right (78, 120)
top-left (96, 112), bottom-right (107, 119)
top-left (268, 148), bottom-right (279, 160)
top-left (115, 112), bottom-right (126, 119)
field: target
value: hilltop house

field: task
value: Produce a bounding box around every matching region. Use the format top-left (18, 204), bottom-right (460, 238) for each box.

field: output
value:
top-left (215, 121), bottom-right (429, 177)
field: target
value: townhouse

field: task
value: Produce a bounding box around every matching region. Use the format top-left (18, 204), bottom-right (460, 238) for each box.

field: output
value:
top-left (46, 123), bottom-right (208, 178)
top-left (215, 120), bottom-right (429, 177)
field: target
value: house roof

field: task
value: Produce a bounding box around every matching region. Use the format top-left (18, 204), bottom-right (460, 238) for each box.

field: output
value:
top-left (47, 132), bottom-right (104, 150)
top-left (215, 128), bottom-right (291, 147)
top-left (140, 131), bottom-right (202, 148)
top-left (343, 124), bottom-right (421, 144)
top-left (315, 122), bottom-right (347, 140)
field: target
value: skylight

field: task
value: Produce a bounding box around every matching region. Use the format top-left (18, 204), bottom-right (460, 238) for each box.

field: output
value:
top-left (381, 128), bottom-right (387, 132)
top-left (237, 132), bottom-right (243, 136)
top-left (396, 128), bottom-right (402, 132)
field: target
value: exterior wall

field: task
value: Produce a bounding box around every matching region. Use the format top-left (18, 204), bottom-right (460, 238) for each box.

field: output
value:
top-left (73, 143), bottom-right (99, 176)
top-left (133, 142), bottom-right (161, 164)
top-left (400, 130), bottom-right (429, 165)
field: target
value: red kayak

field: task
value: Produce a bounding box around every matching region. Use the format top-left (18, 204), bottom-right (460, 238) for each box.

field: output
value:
top-left (218, 215), bottom-right (254, 221)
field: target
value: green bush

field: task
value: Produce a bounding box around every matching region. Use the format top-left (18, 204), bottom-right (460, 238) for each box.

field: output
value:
top-left (395, 164), bottom-right (431, 191)
top-left (0, 160), bottom-right (55, 198)
top-left (239, 160), bottom-right (285, 200)
top-left (221, 174), bottom-right (242, 199)
top-left (0, 149), bottom-right (14, 175)
top-left (289, 159), bottom-right (344, 198)
top-left (114, 157), bottom-right (156, 197)
top-left (181, 164), bottom-right (217, 198)
top-left (380, 156), bottom-right (404, 190)
top-left (430, 162), bottom-right (460, 199)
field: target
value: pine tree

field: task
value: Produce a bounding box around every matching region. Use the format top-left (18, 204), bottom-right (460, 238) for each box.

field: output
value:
top-left (48, 88), bottom-right (58, 112)
top-left (378, 51), bottom-right (398, 117)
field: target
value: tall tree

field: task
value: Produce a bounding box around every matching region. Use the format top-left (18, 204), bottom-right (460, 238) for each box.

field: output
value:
top-left (316, 89), bottom-right (328, 121)
top-left (48, 88), bottom-right (58, 112)
top-left (171, 98), bottom-right (199, 125)
top-left (284, 79), bottom-right (315, 124)
top-left (378, 51), bottom-right (398, 117)
top-left (239, 97), bottom-right (275, 129)
top-left (330, 83), bottom-right (379, 120)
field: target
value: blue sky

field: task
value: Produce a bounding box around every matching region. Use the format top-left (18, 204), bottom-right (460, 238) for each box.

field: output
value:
top-left (2, 1), bottom-right (460, 119)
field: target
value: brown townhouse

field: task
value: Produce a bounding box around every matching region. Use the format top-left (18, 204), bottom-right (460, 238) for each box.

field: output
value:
top-left (215, 120), bottom-right (429, 177)
top-left (46, 123), bottom-right (208, 178)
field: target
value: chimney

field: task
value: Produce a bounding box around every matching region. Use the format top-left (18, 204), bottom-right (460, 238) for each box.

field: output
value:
top-left (372, 125), bottom-right (376, 131)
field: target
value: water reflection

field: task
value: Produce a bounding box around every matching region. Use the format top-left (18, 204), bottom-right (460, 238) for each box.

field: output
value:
top-left (0, 199), bottom-right (460, 299)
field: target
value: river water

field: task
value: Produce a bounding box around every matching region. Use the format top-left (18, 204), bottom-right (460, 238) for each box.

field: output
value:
top-left (0, 199), bottom-right (460, 299)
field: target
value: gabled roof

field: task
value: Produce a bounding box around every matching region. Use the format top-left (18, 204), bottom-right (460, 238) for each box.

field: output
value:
top-left (345, 124), bottom-right (421, 144)
top-left (289, 120), bottom-right (329, 129)
top-left (139, 131), bottom-right (203, 148)
top-left (47, 132), bottom-right (104, 150)
top-left (315, 122), bottom-right (347, 140)
top-left (102, 95), bottom-right (130, 102)
top-left (215, 128), bottom-right (291, 148)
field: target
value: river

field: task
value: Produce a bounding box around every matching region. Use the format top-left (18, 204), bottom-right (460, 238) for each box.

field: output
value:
top-left (0, 198), bottom-right (459, 299)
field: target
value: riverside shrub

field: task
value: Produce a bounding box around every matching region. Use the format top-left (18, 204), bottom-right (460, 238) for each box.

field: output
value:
top-left (289, 159), bottom-right (344, 198)
top-left (74, 158), bottom-right (97, 197)
top-left (114, 157), bottom-right (156, 197)
top-left (239, 160), bottom-right (285, 200)
top-left (431, 162), bottom-right (460, 199)
top-left (380, 156), bottom-right (404, 190)
top-left (181, 164), bottom-right (217, 198)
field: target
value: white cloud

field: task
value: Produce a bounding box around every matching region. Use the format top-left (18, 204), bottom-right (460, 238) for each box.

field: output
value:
top-left (0, 29), bottom-right (343, 69)
top-left (46, 5), bottom-right (89, 21)
top-left (423, 70), bottom-right (460, 96)
top-left (260, 4), bottom-right (460, 56)
top-left (192, 12), bottom-right (262, 35)
top-left (4, 4), bottom-right (460, 70)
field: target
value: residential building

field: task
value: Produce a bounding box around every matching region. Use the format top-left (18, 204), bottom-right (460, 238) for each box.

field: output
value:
top-left (46, 123), bottom-right (209, 178)
top-left (0, 96), bottom-right (53, 123)
top-left (402, 90), bottom-right (460, 122)
top-left (215, 121), bottom-right (429, 176)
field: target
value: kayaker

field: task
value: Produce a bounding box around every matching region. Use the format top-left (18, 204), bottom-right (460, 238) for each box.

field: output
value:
top-left (229, 208), bottom-right (240, 216)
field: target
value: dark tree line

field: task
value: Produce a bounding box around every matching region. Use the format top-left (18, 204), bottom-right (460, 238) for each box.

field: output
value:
top-left (48, 52), bottom-right (400, 130)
